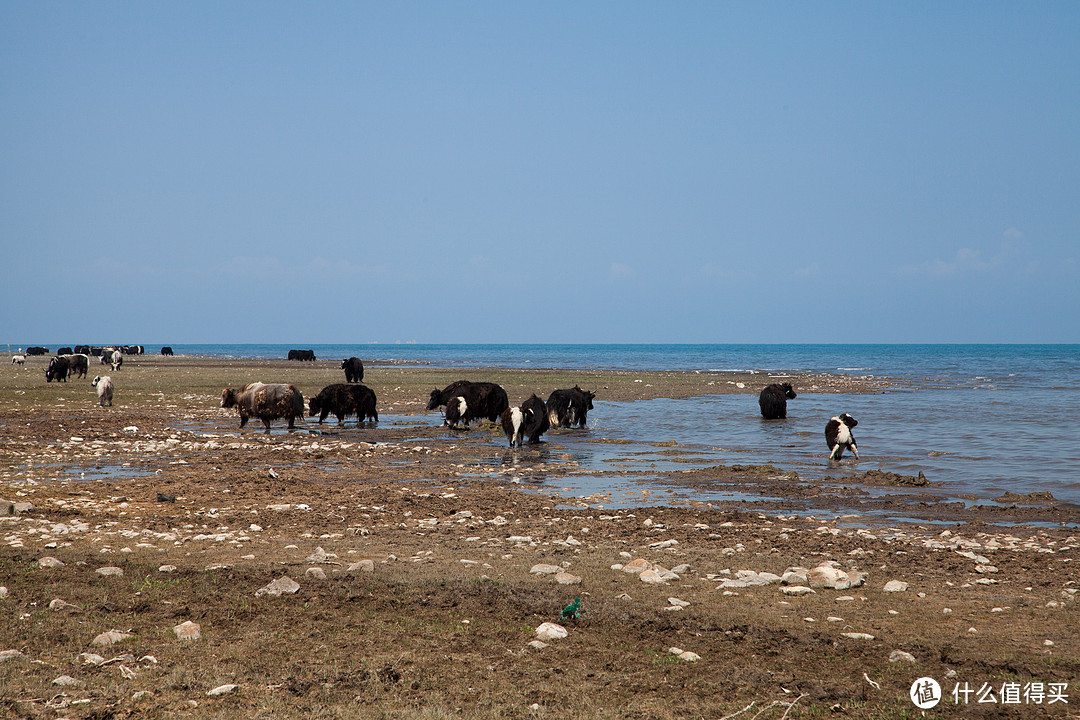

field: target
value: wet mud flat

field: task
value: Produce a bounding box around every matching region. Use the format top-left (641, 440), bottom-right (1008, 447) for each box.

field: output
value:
top-left (1, 358), bottom-right (1078, 719)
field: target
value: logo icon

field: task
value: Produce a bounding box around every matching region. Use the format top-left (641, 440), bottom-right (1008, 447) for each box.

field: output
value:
top-left (910, 677), bottom-right (942, 709)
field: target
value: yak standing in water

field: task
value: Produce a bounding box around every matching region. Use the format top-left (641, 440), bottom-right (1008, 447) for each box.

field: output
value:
top-left (427, 380), bottom-right (509, 423)
top-left (758, 383), bottom-right (797, 419)
top-left (825, 413), bottom-right (860, 462)
top-left (309, 383), bottom-right (378, 425)
top-left (500, 394), bottom-right (550, 447)
top-left (221, 382), bottom-right (305, 432)
top-left (546, 386), bottom-right (595, 428)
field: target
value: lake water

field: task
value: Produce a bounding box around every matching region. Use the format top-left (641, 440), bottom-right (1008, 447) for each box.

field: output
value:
top-left (163, 344), bottom-right (1080, 511)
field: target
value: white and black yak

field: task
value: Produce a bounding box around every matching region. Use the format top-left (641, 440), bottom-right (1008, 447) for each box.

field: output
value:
top-left (546, 386), bottom-right (596, 428)
top-left (11, 355), bottom-right (25, 365)
top-left (100, 349), bottom-right (123, 371)
top-left (444, 395), bottom-right (470, 429)
top-left (221, 382), bottom-right (305, 432)
top-left (825, 413), bottom-right (860, 462)
top-left (758, 382), bottom-right (797, 419)
top-left (341, 357), bottom-right (364, 383)
top-left (308, 383), bottom-right (378, 424)
top-left (500, 394), bottom-right (550, 447)
top-left (92, 375), bottom-right (113, 407)
top-left (427, 380), bottom-right (509, 423)
top-left (45, 355), bottom-right (70, 382)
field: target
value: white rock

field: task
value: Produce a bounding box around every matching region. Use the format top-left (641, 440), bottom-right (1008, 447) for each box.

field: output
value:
top-left (132, 690), bottom-right (154, 701)
top-left (96, 566), bottom-right (124, 577)
top-left (348, 559), bottom-right (375, 573)
top-left (780, 586), bottom-right (816, 596)
top-left (49, 598), bottom-right (82, 613)
top-left (667, 598), bottom-right (690, 607)
top-left (527, 640), bottom-right (548, 650)
top-left (889, 650), bottom-right (917, 663)
top-left (554, 572), bottom-right (582, 585)
top-left (79, 653), bottom-right (105, 665)
top-left (639, 569), bottom-right (668, 585)
top-left (841, 632), bottom-right (876, 641)
top-left (0, 649), bottom-right (25, 662)
top-left (92, 630), bottom-right (133, 646)
top-left (159, 565), bottom-right (177, 573)
top-left (536, 622), bottom-right (568, 641)
top-left (305, 567), bottom-right (326, 580)
top-left (305, 547), bottom-right (328, 564)
top-left (38, 556), bottom-right (64, 569)
top-left (507, 536), bottom-right (533, 543)
top-left (882, 580), bottom-right (909, 593)
top-left (174, 621), bottom-right (201, 640)
top-left (621, 558), bottom-right (654, 574)
top-left (677, 651), bottom-right (701, 662)
top-left (0, 587), bottom-right (7, 599)
top-left (207, 684), bottom-right (239, 696)
top-left (530, 564), bottom-right (561, 575)
top-left (53, 675), bottom-right (81, 686)
top-left (255, 575), bottom-right (300, 597)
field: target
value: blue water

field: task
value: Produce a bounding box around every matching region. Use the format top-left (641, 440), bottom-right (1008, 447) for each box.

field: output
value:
top-left (163, 344), bottom-right (1079, 509)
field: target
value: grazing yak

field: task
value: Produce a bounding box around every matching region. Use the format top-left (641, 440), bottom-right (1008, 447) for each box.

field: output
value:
top-left (60, 353), bottom-right (90, 379)
top-left (26, 347), bottom-right (49, 356)
top-left (500, 394), bottom-right (550, 447)
top-left (825, 413), bottom-right (860, 462)
top-left (45, 356), bottom-right (70, 382)
top-left (56, 347), bottom-right (73, 356)
top-left (221, 382), bottom-right (305, 432)
top-left (546, 386), bottom-right (596, 428)
top-left (92, 375), bottom-right (114, 407)
top-left (287, 349), bottom-right (316, 361)
top-left (308, 383), bottom-right (378, 425)
top-left (100, 349), bottom-right (123, 371)
top-left (427, 380), bottom-right (509, 423)
top-left (74, 345), bottom-right (91, 355)
top-left (342, 357), bottom-right (364, 383)
top-left (160, 346), bottom-right (174, 356)
top-left (444, 395), bottom-right (470, 429)
top-left (758, 382), bottom-right (797, 419)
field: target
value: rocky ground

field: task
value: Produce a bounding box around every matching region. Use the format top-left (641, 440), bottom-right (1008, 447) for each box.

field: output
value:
top-left (0, 356), bottom-right (1077, 719)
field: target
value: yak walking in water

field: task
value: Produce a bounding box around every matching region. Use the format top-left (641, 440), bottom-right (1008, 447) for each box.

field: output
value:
top-left (758, 383), bottom-right (797, 419)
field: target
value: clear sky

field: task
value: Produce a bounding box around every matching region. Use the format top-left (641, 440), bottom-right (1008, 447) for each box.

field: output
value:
top-left (2, 2), bottom-right (1078, 345)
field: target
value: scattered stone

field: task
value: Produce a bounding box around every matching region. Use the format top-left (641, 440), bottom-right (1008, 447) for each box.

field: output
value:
top-left (535, 622), bottom-right (568, 641)
top-left (639, 569), bottom-right (668, 585)
top-left (0, 649), bottom-right (25, 662)
top-left (668, 647), bottom-right (701, 662)
top-left (255, 575), bottom-right (300, 597)
top-left (132, 690), bottom-right (153, 701)
top-left (79, 653), bottom-right (105, 665)
top-left (96, 566), bottom-right (124, 577)
top-left (38, 556), bottom-right (64, 569)
top-left (841, 632), bottom-right (876, 641)
top-left (530, 564), bottom-right (561, 575)
top-left (305, 547), bottom-right (329, 564)
top-left (780, 586), bottom-right (816, 596)
top-left (173, 621), bottom-right (201, 641)
top-left (621, 558), bottom-right (653, 574)
top-left (668, 597), bottom-right (690, 607)
top-left (207, 684), bottom-right (239, 697)
top-left (527, 640), bottom-right (548, 650)
top-left (92, 630), bottom-right (134, 646)
top-left (305, 567), bottom-right (326, 580)
top-left (49, 598), bottom-right (82, 613)
top-left (507, 536), bottom-right (533, 543)
top-left (882, 580), bottom-right (909, 593)
top-left (889, 650), bottom-right (917, 663)
top-left (347, 560), bottom-right (375, 573)
top-left (554, 572), bottom-right (582, 585)
top-left (0, 587), bottom-right (7, 599)
top-left (159, 565), bottom-right (177, 573)
top-left (53, 675), bottom-right (81, 686)
top-left (808, 563), bottom-right (866, 590)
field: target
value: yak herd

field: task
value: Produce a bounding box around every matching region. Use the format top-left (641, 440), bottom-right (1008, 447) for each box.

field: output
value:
top-left (13, 347), bottom-right (859, 460)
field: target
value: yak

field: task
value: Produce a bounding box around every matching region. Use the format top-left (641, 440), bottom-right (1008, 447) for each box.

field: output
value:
top-left (221, 382), bottom-right (305, 432)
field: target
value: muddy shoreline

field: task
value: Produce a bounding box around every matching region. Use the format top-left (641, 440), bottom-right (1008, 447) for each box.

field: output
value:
top-left (1, 356), bottom-right (1077, 718)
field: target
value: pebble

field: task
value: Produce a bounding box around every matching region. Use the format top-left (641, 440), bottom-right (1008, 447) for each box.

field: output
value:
top-left (667, 647), bottom-right (701, 662)
top-left (159, 565), bottom-right (177, 573)
top-left (96, 566), bottom-right (124, 577)
top-left (535, 622), bottom-right (568, 641)
top-left (554, 572), bottom-right (582, 585)
top-left (530, 564), bottom-right (561, 575)
top-left (621, 558), bottom-right (653, 574)
top-left (92, 630), bottom-right (133, 646)
top-left (53, 675), bottom-right (81, 686)
top-left (527, 640), bottom-right (548, 650)
top-left (38, 556), bottom-right (64, 569)
top-left (883, 580), bottom-right (909, 593)
top-left (49, 598), bottom-right (82, 613)
top-left (132, 690), bottom-right (153, 701)
top-left (174, 621), bottom-right (201, 640)
top-left (255, 575), bottom-right (300, 597)
top-left (347, 560), bottom-right (375, 573)
top-left (207, 684), bottom-right (239, 697)
top-left (841, 632), bottom-right (876, 641)
top-left (0, 650), bottom-right (25, 662)
top-left (305, 547), bottom-right (329, 564)
top-left (780, 586), bottom-right (815, 596)
top-left (305, 567), bottom-right (327, 580)
top-left (889, 650), bottom-right (917, 663)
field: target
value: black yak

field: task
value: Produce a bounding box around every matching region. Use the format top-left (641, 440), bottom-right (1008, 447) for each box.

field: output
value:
top-left (500, 394), bottom-right (550, 447)
top-left (758, 382), bottom-right (797, 419)
top-left (427, 381), bottom-right (509, 422)
top-left (546, 386), bottom-right (596, 428)
top-left (341, 357), bottom-right (364, 383)
top-left (308, 383), bottom-right (378, 424)
top-left (221, 382), bottom-right (304, 432)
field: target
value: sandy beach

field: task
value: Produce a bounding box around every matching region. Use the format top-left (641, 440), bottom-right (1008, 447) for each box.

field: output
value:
top-left (1, 355), bottom-right (1076, 719)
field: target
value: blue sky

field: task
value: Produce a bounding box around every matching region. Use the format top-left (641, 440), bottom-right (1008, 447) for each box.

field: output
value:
top-left (2, 2), bottom-right (1078, 344)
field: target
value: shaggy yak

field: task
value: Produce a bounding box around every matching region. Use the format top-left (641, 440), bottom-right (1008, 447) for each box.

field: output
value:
top-left (341, 357), bottom-right (364, 383)
top-left (221, 382), bottom-right (305, 432)
top-left (758, 382), bottom-right (797, 419)
top-left (92, 375), bottom-right (113, 407)
top-left (546, 386), bottom-right (596, 428)
top-left (308, 383), bottom-right (378, 425)
top-left (500, 394), bottom-right (550, 447)
top-left (825, 413), bottom-right (860, 462)
top-left (427, 380), bottom-right (509, 422)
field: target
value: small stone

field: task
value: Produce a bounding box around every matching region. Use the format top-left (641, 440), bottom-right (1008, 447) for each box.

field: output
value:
top-left (535, 622), bottom-right (568, 641)
top-left (207, 684), bottom-right (239, 697)
top-left (668, 597), bottom-right (690, 607)
top-left (159, 565), bottom-right (177, 573)
top-left (49, 598), bottom-right (82, 613)
top-left (0, 587), bottom-right (7, 599)
top-left (173, 621), bottom-right (201, 640)
top-left (96, 566), bottom-right (124, 577)
top-left (677, 651), bottom-right (701, 662)
top-left (92, 630), bottom-right (133, 646)
top-left (132, 690), bottom-right (153, 701)
top-left (38, 556), bottom-right (64, 569)
top-left (305, 547), bottom-right (328, 564)
top-left (527, 640), bottom-right (548, 650)
top-left (530, 564), bottom-right (561, 575)
top-left (781, 586), bottom-right (815, 596)
top-left (889, 650), bottom-right (917, 663)
top-left (882, 580), bottom-right (909, 593)
top-left (0, 649), bottom-right (25, 662)
top-left (639, 569), bottom-right (668, 584)
top-left (255, 575), bottom-right (300, 597)
top-left (621, 558), bottom-right (653, 574)
top-left (79, 653), bottom-right (105, 665)
top-left (841, 632), bottom-right (876, 641)
top-left (347, 559), bottom-right (375, 573)
top-left (305, 567), bottom-right (326, 580)
top-left (554, 572), bottom-right (582, 585)
top-left (53, 675), bottom-right (81, 686)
